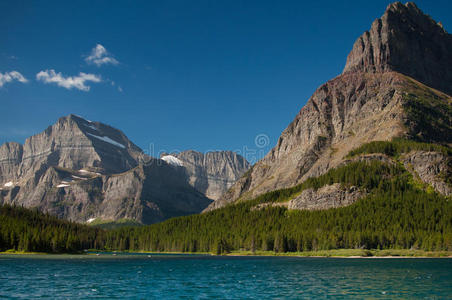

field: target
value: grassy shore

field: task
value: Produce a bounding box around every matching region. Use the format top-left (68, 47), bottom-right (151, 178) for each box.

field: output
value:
top-left (0, 249), bottom-right (211, 256)
top-left (0, 249), bottom-right (84, 255)
top-left (225, 249), bottom-right (452, 258)
top-left (0, 250), bottom-right (51, 255)
top-left (2, 249), bottom-right (451, 257)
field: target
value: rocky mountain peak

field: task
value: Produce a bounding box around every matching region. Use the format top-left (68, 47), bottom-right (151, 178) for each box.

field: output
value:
top-left (343, 1), bottom-right (452, 95)
top-left (22, 114), bottom-right (143, 175)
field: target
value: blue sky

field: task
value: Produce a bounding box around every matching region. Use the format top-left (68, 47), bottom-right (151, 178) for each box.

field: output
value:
top-left (1, 0), bottom-right (451, 161)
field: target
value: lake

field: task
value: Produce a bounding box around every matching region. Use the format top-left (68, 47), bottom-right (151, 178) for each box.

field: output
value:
top-left (1, 254), bottom-right (451, 299)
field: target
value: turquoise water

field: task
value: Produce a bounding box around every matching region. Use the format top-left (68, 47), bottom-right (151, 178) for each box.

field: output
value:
top-left (0, 254), bottom-right (451, 299)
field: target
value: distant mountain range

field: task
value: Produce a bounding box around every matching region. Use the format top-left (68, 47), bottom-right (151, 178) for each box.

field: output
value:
top-left (0, 114), bottom-right (250, 224)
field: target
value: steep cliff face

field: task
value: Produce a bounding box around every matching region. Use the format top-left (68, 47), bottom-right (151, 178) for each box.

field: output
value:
top-left (207, 2), bottom-right (452, 211)
top-left (343, 2), bottom-right (452, 96)
top-left (0, 142), bottom-right (22, 184)
top-left (165, 150), bottom-right (250, 200)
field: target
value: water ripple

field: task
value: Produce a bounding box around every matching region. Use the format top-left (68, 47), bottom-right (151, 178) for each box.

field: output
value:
top-left (0, 255), bottom-right (450, 299)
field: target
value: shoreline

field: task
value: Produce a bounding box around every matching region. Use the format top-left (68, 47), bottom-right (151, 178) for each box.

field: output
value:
top-left (1, 249), bottom-right (451, 258)
top-left (223, 249), bottom-right (452, 258)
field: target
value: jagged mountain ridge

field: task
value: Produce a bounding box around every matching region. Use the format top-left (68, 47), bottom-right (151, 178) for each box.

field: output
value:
top-left (164, 150), bottom-right (251, 200)
top-left (207, 2), bottom-right (452, 211)
top-left (0, 114), bottom-right (249, 224)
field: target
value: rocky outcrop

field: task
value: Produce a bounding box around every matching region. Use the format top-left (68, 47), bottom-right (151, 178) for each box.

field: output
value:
top-left (288, 184), bottom-right (364, 210)
top-left (343, 2), bottom-right (452, 96)
top-left (208, 2), bottom-right (452, 211)
top-left (403, 151), bottom-right (452, 196)
top-left (167, 150), bottom-right (250, 200)
top-left (250, 184), bottom-right (364, 211)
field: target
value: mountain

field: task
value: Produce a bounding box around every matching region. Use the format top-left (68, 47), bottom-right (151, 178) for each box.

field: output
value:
top-left (207, 2), bottom-right (452, 212)
top-left (162, 151), bottom-right (250, 200)
top-left (0, 114), bottom-right (249, 224)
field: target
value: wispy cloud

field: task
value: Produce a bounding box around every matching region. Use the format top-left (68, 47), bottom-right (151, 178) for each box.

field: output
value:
top-left (110, 80), bottom-right (122, 92)
top-left (36, 69), bottom-right (101, 91)
top-left (85, 44), bottom-right (119, 67)
top-left (0, 71), bottom-right (28, 87)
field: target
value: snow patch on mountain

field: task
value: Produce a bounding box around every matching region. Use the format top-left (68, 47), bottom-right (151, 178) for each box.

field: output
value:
top-left (79, 169), bottom-right (102, 176)
top-left (87, 133), bottom-right (126, 149)
top-left (162, 155), bottom-right (184, 167)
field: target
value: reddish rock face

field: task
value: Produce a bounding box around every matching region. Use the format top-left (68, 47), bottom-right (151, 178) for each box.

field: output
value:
top-left (343, 2), bottom-right (452, 96)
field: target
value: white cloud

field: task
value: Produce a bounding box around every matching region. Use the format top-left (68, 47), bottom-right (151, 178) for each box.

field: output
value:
top-left (85, 44), bottom-right (119, 67)
top-left (36, 69), bottom-right (101, 91)
top-left (0, 71), bottom-right (28, 87)
top-left (118, 86), bottom-right (123, 92)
